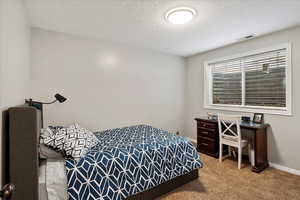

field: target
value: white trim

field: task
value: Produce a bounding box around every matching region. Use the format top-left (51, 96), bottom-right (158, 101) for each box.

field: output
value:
top-left (269, 162), bottom-right (300, 176)
top-left (204, 104), bottom-right (291, 116)
top-left (186, 137), bottom-right (197, 144)
top-left (204, 43), bottom-right (292, 116)
top-left (186, 136), bottom-right (300, 176)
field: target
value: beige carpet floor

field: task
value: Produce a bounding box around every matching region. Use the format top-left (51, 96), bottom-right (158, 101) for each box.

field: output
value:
top-left (158, 154), bottom-right (300, 200)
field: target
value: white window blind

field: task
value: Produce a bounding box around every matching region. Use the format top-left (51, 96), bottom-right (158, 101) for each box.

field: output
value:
top-left (244, 49), bottom-right (286, 107)
top-left (211, 59), bottom-right (242, 105)
top-left (205, 44), bottom-right (291, 115)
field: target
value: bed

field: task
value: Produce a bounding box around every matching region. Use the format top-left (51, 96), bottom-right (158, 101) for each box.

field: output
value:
top-left (5, 106), bottom-right (203, 200)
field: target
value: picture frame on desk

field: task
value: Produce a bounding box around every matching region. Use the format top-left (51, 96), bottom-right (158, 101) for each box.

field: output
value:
top-left (253, 113), bottom-right (264, 124)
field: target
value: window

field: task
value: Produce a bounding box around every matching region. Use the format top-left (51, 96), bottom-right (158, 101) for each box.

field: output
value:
top-left (204, 43), bottom-right (292, 115)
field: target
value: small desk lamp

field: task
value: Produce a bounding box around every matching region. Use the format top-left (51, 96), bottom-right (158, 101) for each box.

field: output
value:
top-left (25, 93), bottom-right (67, 127)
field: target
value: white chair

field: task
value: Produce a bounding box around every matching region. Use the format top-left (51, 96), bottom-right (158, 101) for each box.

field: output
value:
top-left (218, 114), bottom-right (251, 169)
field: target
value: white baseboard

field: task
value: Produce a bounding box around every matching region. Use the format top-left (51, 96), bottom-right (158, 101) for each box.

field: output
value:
top-left (186, 136), bottom-right (300, 177)
top-left (186, 137), bottom-right (197, 144)
top-left (269, 162), bottom-right (300, 176)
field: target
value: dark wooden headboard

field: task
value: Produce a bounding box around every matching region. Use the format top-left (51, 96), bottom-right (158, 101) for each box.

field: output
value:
top-left (5, 106), bottom-right (41, 200)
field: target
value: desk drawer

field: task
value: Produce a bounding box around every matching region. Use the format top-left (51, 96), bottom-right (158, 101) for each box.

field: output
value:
top-left (198, 121), bottom-right (217, 130)
top-left (197, 128), bottom-right (217, 139)
top-left (197, 137), bottom-right (217, 154)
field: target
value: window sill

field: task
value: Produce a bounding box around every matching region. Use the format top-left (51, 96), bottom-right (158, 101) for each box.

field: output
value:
top-left (204, 104), bottom-right (292, 116)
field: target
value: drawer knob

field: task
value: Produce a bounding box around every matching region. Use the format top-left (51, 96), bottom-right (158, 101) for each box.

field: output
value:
top-left (202, 131), bottom-right (209, 135)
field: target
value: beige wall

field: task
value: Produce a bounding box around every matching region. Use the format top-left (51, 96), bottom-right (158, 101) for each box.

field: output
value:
top-left (185, 26), bottom-right (300, 171)
top-left (0, 0), bottom-right (31, 186)
top-left (0, 0), bottom-right (30, 107)
top-left (1, 3), bottom-right (299, 183)
top-left (30, 28), bottom-right (185, 134)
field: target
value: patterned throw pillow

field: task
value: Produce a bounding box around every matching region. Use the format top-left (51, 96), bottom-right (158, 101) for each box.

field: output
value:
top-left (40, 126), bottom-right (66, 152)
top-left (62, 123), bottom-right (99, 161)
top-left (40, 124), bottom-right (99, 161)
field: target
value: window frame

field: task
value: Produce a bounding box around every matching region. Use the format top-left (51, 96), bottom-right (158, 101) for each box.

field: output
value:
top-left (204, 43), bottom-right (292, 116)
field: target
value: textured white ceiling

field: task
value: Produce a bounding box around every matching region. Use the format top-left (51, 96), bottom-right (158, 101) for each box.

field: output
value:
top-left (25, 0), bottom-right (300, 57)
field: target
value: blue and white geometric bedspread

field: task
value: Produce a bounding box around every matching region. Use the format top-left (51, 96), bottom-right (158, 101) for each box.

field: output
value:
top-left (65, 125), bottom-right (203, 200)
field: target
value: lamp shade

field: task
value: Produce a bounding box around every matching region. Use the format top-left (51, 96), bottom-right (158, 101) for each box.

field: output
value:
top-left (54, 93), bottom-right (67, 103)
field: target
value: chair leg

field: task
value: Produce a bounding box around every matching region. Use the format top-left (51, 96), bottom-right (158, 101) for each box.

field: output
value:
top-left (238, 147), bottom-right (242, 169)
top-left (219, 143), bottom-right (223, 162)
top-left (231, 148), bottom-right (236, 158)
top-left (228, 146), bottom-right (231, 157)
top-left (248, 144), bottom-right (252, 165)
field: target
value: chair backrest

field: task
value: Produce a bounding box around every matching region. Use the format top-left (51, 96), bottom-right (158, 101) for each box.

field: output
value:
top-left (218, 114), bottom-right (242, 142)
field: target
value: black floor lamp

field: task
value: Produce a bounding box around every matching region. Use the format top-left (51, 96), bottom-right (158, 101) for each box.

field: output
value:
top-left (25, 93), bottom-right (67, 127)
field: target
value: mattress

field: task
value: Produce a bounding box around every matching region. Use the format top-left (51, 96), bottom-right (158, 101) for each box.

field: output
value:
top-left (39, 159), bottom-right (69, 200)
top-left (39, 160), bottom-right (48, 200)
top-left (65, 125), bottom-right (203, 200)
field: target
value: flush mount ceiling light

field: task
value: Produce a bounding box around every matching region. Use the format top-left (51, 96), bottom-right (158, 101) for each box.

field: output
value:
top-left (165, 7), bottom-right (196, 25)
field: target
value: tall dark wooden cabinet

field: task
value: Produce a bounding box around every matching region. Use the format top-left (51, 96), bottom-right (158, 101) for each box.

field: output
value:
top-left (195, 118), bottom-right (220, 158)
